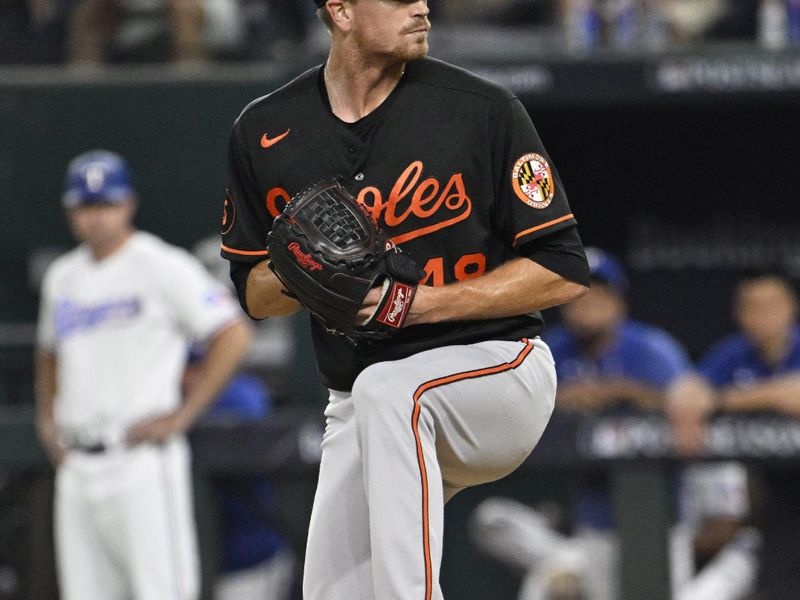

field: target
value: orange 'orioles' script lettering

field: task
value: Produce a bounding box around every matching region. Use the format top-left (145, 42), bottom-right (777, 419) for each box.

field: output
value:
top-left (265, 166), bottom-right (483, 286)
top-left (357, 161), bottom-right (472, 245)
top-left (264, 162), bottom-right (473, 245)
top-left (266, 187), bottom-right (291, 217)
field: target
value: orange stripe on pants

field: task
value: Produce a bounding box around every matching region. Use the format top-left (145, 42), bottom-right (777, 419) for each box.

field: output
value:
top-left (409, 339), bottom-right (534, 600)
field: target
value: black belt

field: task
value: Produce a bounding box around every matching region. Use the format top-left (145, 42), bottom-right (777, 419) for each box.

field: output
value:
top-left (69, 442), bottom-right (107, 454)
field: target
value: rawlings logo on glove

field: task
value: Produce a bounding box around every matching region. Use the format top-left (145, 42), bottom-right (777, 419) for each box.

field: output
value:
top-left (287, 242), bottom-right (323, 271)
top-left (267, 178), bottom-right (424, 340)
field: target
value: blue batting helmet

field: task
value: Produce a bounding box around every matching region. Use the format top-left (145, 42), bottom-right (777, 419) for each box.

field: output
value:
top-left (62, 150), bottom-right (135, 208)
top-left (585, 247), bottom-right (629, 296)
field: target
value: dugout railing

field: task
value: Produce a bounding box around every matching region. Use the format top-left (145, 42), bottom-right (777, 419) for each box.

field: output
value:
top-left (5, 395), bottom-right (800, 600)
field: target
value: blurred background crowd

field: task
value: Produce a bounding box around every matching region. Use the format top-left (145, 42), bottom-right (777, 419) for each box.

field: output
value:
top-left (2, 0), bottom-right (800, 66)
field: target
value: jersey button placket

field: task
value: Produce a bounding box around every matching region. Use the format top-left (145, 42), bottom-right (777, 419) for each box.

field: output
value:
top-left (347, 142), bottom-right (369, 183)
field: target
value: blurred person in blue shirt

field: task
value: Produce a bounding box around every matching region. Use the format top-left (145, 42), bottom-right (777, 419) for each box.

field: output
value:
top-left (667, 273), bottom-right (800, 600)
top-left (687, 275), bottom-right (800, 412)
top-left (546, 246), bottom-right (690, 417)
top-left (667, 273), bottom-right (800, 453)
top-left (184, 349), bottom-right (295, 600)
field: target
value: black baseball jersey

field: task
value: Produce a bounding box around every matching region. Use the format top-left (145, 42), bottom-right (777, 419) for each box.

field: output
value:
top-left (222, 57), bottom-right (585, 391)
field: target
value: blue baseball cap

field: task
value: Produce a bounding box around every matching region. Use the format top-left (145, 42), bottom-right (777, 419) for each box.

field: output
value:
top-left (62, 150), bottom-right (135, 208)
top-left (585, 247), bottom-right (628, 296)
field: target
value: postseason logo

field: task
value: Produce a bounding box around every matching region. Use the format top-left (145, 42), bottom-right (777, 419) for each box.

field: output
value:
top-left (512, 153), bottom-right (555, 209)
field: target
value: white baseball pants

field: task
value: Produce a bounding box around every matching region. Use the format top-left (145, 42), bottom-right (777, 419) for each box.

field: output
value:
top-left (54, 437), bottom-right (199, 600)
top-left (303, 337), bottom-right (557, 600)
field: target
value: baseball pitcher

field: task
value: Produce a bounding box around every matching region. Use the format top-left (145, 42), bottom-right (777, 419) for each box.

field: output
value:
top-left (220, 2), bottom-right (592, 599)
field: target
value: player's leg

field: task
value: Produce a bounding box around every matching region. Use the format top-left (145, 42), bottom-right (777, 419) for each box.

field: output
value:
top-left (303, 389), bottom-right (375, 600)
top-left (470, 496), bottom-right (592, 600)
top-left (350, 358), bottom-right (446, 600)
top-left (571, 527), bottom-right (619, 600)
top-left (669, 523), bottom-right (696, 595)
top-left (424, 339), bottom-right (556, 491)
top-left (54, 457), bottom-right (127, 600)
top-left (120, 440), bottom-right (200, 600)
top-left (675, 526), bottom-right (761, 600)
top-left (469, 496), bottom-right (575, 573)
top-left (350, 338), bottom-right (556, 600)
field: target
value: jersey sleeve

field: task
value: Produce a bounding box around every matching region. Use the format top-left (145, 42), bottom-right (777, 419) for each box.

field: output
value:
top-left (491, 98), bottom-right (578, 250)
top-left (159, 250), bottom-right (242, 342)
top-left (522, 226), bottom-right (590, 287)
top-left (36, 265), bottom-right (57, 352)
top-left (636, 330), bottom-right (692, 388)
top-left (220, 118), bottom-right (271, 264)
top-left (697, 338), bottom-right (742, 387)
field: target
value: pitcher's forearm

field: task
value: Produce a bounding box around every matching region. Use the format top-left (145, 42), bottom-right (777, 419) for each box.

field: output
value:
top-left (244, 260), bottom-right (302, 319)
top-left (407, 257), bottom-right (588, 325)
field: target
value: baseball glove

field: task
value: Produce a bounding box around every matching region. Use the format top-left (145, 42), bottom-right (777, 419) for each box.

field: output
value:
top-left (267, 178), bottom-right (423, 340)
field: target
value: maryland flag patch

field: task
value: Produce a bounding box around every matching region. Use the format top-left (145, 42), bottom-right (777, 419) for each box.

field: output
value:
top-left (512, 153), bottom-right (554, 209)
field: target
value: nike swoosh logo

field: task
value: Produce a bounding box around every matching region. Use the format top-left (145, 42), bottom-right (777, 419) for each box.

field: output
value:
top-left (260, 129), bottom-right (290, 148)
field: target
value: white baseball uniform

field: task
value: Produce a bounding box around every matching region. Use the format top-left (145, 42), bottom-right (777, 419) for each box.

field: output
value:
top-left (670, 462), bottom-right (758, 600)
top-left (37, 231), bottom-right (241, 600)
top-left (471, 462), bottom-right (756, 600)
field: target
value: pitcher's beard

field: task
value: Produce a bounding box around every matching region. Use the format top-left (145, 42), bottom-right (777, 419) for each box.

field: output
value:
top-left (399, 38), bottom-right (429, 61)
top-left (380, 37), bottom-right (428, 63)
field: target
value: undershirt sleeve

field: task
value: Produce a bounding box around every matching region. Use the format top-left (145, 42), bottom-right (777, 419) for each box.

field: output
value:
top-left (229, 260), bottom-right (261, 318)
top-left (36, 268), bottom-right (57, 351)
top-left (518, 225), bottom-right (591, 287)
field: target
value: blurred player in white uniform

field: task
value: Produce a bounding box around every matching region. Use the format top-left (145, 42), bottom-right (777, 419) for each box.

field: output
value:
top-left (34, 149), bottom-right (253, 600)
top-left (670, 461), bottom-right (760, 600)
top-left (471, 462), bottom-right (759, 600)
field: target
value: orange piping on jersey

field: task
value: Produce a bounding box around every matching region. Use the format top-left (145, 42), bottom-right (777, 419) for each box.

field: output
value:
top-left (410, 339), bottom-right (535, 600)
top-left (220, 244), bottom-right (268, 257)
top-left (512, 214), bottom-right (574, 247)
